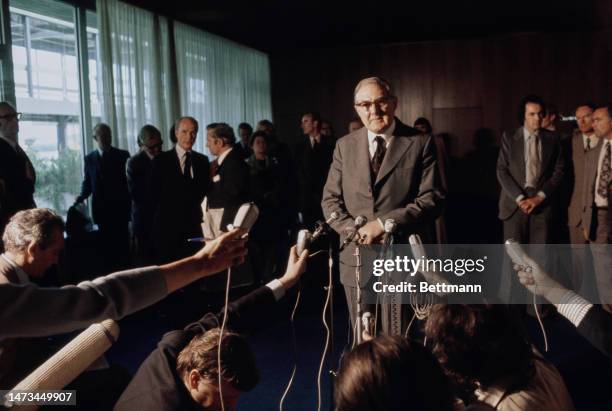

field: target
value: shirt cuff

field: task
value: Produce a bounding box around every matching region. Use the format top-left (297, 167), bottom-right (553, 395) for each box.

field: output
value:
top-left (516, 194), bottom-right (525, 203)
top-left (537, 191), bottom-right (546, 199)
top-left (265, 279), bottom-right (286, 301)
top-left (557, 291), bottom-right (593, 327)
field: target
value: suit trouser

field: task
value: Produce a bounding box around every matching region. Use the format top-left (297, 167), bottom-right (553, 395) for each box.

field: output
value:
top-left (592, 209), bottom-right (611, 309)
top-left (568, 224), bottom-right (591, 293)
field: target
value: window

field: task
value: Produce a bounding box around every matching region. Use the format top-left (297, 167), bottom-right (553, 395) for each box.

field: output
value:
top-left (8, 0), bottom-right (99, 216)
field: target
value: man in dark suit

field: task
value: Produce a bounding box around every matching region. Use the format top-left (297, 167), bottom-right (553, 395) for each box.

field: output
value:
top-left (151, 117), bottom-right (209, 264)
top-left (322, 77), bottom-right (444, 329)
top-left (0, 101), bottom-right (36, 234)
top-left (234, 122), bottom-right (253, 160)
top-left (127, 125), bottom-right (163, 264)
top-left (204, 123), bottom-right (251, 238)
top-left (294, 111), bottom-right (334, 230)
top-left (496, 95), bottom-right (565, 244)
top-left (76, 123), bottom-right (131, 271)
top-left (114, 247), bottom-right (308, 411)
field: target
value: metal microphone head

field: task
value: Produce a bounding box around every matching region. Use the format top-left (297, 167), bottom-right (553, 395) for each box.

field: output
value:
top-left (383, 219), bottom-right (396, 233)
top-left (354, 215), bottom-right (367, 228)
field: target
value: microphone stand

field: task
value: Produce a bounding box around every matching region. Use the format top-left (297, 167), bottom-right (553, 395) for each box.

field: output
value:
top-left (354, 243), bottom-right (363, 347)
top-left (327, 240), bottom-right (335, 411)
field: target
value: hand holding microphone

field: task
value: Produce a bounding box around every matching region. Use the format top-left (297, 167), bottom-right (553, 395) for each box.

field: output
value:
top-left (340, 215), bottom-right (368, 251)
top-left (296, 212), bottom-right (338, 255)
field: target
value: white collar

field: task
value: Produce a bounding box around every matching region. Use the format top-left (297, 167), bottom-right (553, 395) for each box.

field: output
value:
top-left (1, 254), bottom-right (30, 284)
top-left (523, 127), bottom-right (539, 139)
top-left (217, 147), bottom-right (233, 165)
top-left (309, 134), bottom-right (322, 147)
top-left (175, 144), bottom-right (190, 158)
top-left (367, 119), bottom-right (396, 144)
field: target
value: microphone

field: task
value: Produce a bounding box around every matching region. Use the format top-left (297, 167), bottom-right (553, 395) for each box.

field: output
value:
top-left (340, 215), bottom-right (367, 251)
top-left (228, 203), bottom-right (259, 233)
top-left (381, 219), bottom-right (396, 247)
top-left (324, 211), bottom-right (339, 225)
top-left (8, 319), bottom-right (119, 409)
top-left (504, 239), bottom-right (528, 267)
top-left (296, 212), bottom-right (339, 255)
top-left (311, 211), bottom-right (339, 241)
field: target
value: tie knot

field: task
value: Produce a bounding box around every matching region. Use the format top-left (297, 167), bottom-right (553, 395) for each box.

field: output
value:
top-left (375, 136), bottom-right (385, 145)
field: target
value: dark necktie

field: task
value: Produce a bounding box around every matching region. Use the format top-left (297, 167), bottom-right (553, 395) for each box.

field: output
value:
top-left (371, 136), bottom-right (387, 178)
top-left (585, 136), bottom-right (591, 152)
top-left (597, 141), bottom-right (611, 198)
top-left (183, 151), bottom-right (192, 180)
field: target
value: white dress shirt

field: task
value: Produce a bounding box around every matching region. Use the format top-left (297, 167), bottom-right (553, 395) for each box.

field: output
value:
top-left (367, 120), bottom-right (395, 159)
top-left (594, 139), bottom-right (611, 208)
top-left (175, 145), bottom-right (193, 178)
top-left (583, 133), bottom-right (598, 151)
top-left (516, 127), bottom-right (546, 203)
top-left (216, 147), bottom-right (233, 166)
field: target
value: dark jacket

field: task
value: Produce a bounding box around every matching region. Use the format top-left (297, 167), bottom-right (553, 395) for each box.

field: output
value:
top-left (114, 285), bottom-right (277, 411)
top-left (207, 148), bottom-right (251, 231)
top-left (246, 154), bottom-right (283, 240)
top-left (126, 150), bottom-right (155, 235)
top-left (150, 147), bottom-right (209, 262)
top-left (79, 147), bottom-right (131, 225)
top-left (496, 128), bottom-right (565, 220)
top-left (0, 138), bottom-right (36, 229)
top-left (294, 135), bottom-right (334, 228)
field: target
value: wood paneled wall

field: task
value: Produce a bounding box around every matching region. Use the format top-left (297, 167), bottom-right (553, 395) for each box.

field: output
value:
top-left (271, 30), bottom-right (612, 156)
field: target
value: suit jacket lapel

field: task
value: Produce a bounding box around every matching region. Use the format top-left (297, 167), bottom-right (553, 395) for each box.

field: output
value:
top-left (351, 128), bottom-right (372, 188)
top-left (538, 134), bottom-right (553, 183)
top-left (586, 139), bottom-right (604, 191)
top-left (513, 128), bottom-right (526, 186)
top-left (375, 134), bottom-right (414, 186)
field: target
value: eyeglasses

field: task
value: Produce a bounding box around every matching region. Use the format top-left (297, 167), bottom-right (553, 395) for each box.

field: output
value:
top-left (0, 112), bottom-right (21, 121)
top-left (354, 97), bottom-right (393, 112)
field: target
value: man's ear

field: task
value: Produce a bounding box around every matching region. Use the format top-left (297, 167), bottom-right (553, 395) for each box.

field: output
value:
top-left (188, 370), bottom-right (214, 408)
top-left (26, 240), bottom-right (39, 262)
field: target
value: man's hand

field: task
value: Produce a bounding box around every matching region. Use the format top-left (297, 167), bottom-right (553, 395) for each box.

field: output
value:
top-left (278, 246), bottom-right (309, 290)
top-left (513, 253), bottom-right (566, 302)
top-left (193, 228), bottom-right (248, 274)
top-left (159, 228), bottom-right (248, 293)
top-left (519, 196), bottom-right (544, 214)
top-left (358, 221), bottom-right (384, 245)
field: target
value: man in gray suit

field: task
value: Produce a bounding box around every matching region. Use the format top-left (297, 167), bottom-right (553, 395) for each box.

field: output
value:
top-left (322, 77), bottom-right (444, 330)
top-left (567, 103), bottom-right (598, 290)
top-left (497, 95), bottom-right (565, 244)
top-left (582, 103), bottom-right (612, 309)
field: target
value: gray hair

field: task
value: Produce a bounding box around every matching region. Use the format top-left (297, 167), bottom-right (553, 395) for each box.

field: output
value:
top-left (211, 123), bottom-right (236, 146)
top-left (175, 116), bottom-right (199, 132)
top-left (353, 77), bottom-right (394, 100)
top-left (2, 208), bottom-right (64, 254)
